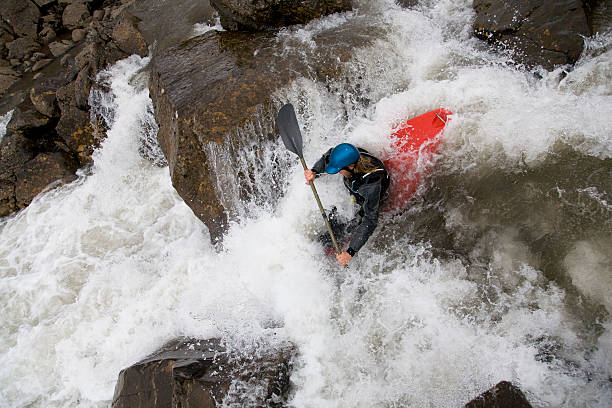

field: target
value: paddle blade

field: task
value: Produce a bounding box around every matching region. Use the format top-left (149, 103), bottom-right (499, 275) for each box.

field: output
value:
top-left (277, 103), bottom-right (303, 158)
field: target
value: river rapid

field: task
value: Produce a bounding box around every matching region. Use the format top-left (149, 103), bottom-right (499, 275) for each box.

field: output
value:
top-left (1, 1), bottom-right (611, 407)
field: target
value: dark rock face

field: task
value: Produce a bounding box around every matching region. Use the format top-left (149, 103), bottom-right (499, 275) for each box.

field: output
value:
top-left (0, 1), bottom-right (142, 218)
top-left (473, 0), bottom-right (592, 70)
top-left (210, 0), bottom-right (352, 31)
top-left (112, 338), bottom-right (295, 408)
top-left (464, 381), bottom-right (533, 408)
top-left (0, 0), bottom-right (41, 38)
top-left (149, 31), bottom-right (297, 242)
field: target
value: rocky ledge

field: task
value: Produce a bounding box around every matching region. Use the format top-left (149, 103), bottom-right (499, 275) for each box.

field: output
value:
top-left (112, 337), bottom-right (295, 408)
top-left (472, 0), bottom-right (596, 70)
top-left (0, 0), bottom-right (149, 216)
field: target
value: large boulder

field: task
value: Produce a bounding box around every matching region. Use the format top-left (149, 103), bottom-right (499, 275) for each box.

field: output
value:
top-left (0, 0), bottom-right (41, 38)
top-left (149, 30), bottom-right (297, 242)
top-left (111, 12), bottom-right (148, 57)
top-left (473, 0), bottom-right (592, 70)
top-left (62, 2), bottom-right (91, 30)
top-left (112, 338), bottom-right (295, 408)
top-left (210, 0), bottom-right (352, 31)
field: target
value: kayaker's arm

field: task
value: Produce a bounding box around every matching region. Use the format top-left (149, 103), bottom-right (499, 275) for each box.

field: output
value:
top-left (311, 148), bottom-right (333, 175)
top-left (347, 180), bottom-right (381, 254)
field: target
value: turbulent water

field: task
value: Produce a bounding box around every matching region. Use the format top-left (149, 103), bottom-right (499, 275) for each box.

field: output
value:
top-left (1, 1), bottom-right (611, 407)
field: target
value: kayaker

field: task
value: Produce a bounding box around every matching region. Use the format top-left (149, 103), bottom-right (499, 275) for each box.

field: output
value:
top-left (304, 143), bottom-right (390, 266)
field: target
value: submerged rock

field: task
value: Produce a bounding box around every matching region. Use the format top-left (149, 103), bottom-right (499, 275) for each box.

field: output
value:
top-left (112, 337), bottom-right (295, 408)
top-left (473, 0), bottom-right (592, 70)
top-left (464, 381), bottom-right (533, 408)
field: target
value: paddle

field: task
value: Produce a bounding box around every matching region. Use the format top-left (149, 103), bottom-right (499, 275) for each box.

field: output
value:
top-left (277, 103), bottom-right (341, 255)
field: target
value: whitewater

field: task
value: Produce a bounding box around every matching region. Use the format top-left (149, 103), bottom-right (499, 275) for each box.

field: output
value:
top-left (1, 0), bottom-right (611, 407)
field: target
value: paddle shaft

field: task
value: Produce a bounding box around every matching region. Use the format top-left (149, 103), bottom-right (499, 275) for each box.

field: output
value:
top-left (299, 157), bottom-right (342, 255)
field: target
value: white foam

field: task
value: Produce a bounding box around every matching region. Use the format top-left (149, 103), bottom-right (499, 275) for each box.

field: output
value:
top-left (1, 0), bottom-right (611, 407)
top-left (0, 110), bottom-right (13, 144)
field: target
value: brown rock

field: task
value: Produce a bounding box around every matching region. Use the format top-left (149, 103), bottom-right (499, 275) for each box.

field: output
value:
top-left (33, 0), bottom-right (57, 6)
top-left (465, 381), bottom-right (533, 408)
top-left (30, 79), bottom-right (61, 118)
top-left (6, 37), bottom-right (41, 60)
top-left (14, 152), bottom-right (77, 208)
top-left (473, 0), bottom-right (591, 70)
top-left (62, 2), bottom-right (91, 29)
top-left (0, 66), bottom-right (21, 97)
top-left (49, 39), bottom-right (75, 57)
top-left (92, 9), bottom-right (104, 21)
top-left (149, 31), bottom-right (292, 242)
top-left (0, 178), bottom-right (16, 217)
top-left (72, 28), bottom-right (86, 42)
top-left (111, 12), bottom-right (148, 57)
top-left (0, 133), bottom-right (36, 216)
top-left (57, 67), bottom-right (92, 110)
top-left (112, 338), bottom-right (294, 408)
top-left (38, 25), bottom-right (57, 45)
top-left (7, 102), bottom-right (51, 133)
top-left (0, 0), bottom-right (41, 38)
top-left (210, 0), bottom-right (352, 31)
top-left (32, 58), bottom-right (52, 72)
top-left (55, 105), bottom-right (97, 165)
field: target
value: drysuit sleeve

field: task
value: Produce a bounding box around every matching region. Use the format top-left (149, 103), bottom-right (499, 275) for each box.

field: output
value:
top-left (348, 179), bottom-right (381, 254)
top-left (311, 148), bottom-right (333, 175)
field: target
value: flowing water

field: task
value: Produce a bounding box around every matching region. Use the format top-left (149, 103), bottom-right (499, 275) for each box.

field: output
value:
top-left (1, 1), bottom-right (611, 407)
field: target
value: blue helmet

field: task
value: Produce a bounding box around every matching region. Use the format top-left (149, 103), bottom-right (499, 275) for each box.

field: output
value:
top-left (325, 143), bottom-right (360, 174)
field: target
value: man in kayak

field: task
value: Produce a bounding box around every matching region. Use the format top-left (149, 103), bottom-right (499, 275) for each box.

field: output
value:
top-left (304, 143), bottom-right (390, 266)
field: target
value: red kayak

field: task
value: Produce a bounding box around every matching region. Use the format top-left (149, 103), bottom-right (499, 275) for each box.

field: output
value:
top-left (323, 108), bottom-right (451, 256)
top-left (383, 108), bottom-right (451, 212)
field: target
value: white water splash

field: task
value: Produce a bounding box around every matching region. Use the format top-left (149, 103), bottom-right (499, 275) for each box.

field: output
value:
top-left (0, 110), bottom-right (13, 144)
top-left (1, 0), bottom-right (611, 407)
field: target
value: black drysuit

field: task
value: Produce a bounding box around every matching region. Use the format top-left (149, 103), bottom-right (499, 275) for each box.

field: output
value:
top-left (311, 148), bottom-right (390, 255)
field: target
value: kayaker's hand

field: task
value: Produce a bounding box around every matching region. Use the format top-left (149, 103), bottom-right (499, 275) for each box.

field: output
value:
top-left (336, 251), bottom-right (352, 266)
top-left (304, 169), bottom-right (315, 185)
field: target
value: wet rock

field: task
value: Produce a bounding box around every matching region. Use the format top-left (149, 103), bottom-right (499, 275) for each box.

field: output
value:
top-left (32, 58), bottom-right (53, 72)
top-left (55, 105), bottom-right (97, 165)
top-left (464, 381), bottom-right (533, 408)
top-left (111, 12), bottom-right (148, 57)
top-left (0, 66), bottom-right (21, 97)
top-left (93, 9), bottom-right (104, 21)
top-left (473, 0), bottom-right (591, 70)
top-left (30, 78), bottom-right (62, 118)
top-left (57, 67), bottom-right (92, 110)
top-left (62, 2), bottom-right (91, 29)
top-left (396, 0), bottom-right (419, 7)
top-left (0, 133), bottom-right (36, 216)
top-left (7, 101), bottom-right (51, 133)
top-left (210, 0), bottom-right (352, 31)
top-left (14, 152), bottom-right (78, 208)
top-left (38, 25), bottom-right (57, 45)
top-left (6, 37), bottom-right (41, 60)
top-left (49, 39), bottom-right (75, 57)
top-left (149, 31), bottom-right (297, 242)
top-left (0, 0), bottom-right (41, 38)
top-left (33, 0), bottom-right (57, 7)
top-left (72, 28), bottom-right (86, 42)
top-left (112, 338), bottom-right (294, 408)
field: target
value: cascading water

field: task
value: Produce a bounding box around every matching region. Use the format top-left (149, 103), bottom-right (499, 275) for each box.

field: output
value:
top-left (1, 0), bottom-right (610, 407)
